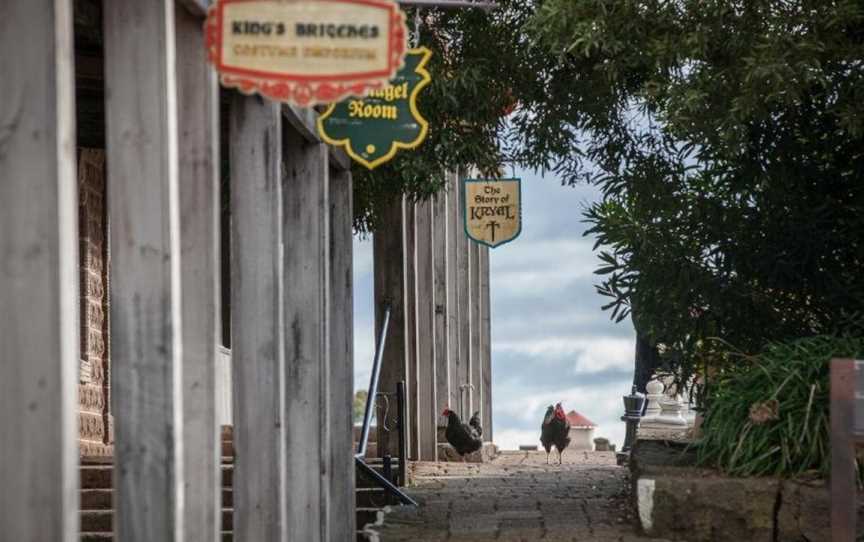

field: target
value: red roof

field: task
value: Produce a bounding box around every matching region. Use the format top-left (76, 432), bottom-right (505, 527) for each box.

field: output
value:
top-left (566, 410), bottom-right (596, 428)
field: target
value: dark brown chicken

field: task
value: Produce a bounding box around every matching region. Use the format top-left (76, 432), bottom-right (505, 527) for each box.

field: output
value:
top-left (539, 403), bottom-right (571, 465)
top-left (442, 408), bottom-right (483, 458)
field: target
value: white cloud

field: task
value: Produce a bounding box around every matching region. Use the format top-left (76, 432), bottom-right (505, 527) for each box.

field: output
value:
top-left (494, 335), bottom-right (633, 374)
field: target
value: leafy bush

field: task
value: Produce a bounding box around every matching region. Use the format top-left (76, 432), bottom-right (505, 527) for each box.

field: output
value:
top-left (696, 335), bottom-right (863, 479)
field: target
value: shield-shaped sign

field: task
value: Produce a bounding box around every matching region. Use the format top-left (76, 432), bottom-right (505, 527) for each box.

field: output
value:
top-left (317, 47), bottom-right (431, 169)
top-left (463, 178), bottom-right (522, 248)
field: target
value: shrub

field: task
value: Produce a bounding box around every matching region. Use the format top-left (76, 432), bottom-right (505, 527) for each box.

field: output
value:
top-left (696, 335), bottom-right (863, 480)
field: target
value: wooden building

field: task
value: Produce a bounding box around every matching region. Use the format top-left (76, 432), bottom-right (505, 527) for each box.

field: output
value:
top-left (0, 0), bottom-right (492, 539)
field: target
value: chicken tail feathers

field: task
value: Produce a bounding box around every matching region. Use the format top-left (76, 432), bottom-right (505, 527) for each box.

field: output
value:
top-left (469, 411), bottom-right (482, 437)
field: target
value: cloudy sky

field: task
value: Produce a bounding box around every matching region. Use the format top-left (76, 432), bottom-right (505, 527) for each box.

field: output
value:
top-left (352, 167), bottom-right (636, 450)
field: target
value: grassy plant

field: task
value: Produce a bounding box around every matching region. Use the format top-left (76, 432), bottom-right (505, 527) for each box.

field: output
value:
top-left (696, 335), bottom-right (863, 479)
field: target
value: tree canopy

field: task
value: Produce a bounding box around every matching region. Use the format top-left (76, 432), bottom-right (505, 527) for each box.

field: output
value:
top-left (353, 0), bottom-right (864, 379)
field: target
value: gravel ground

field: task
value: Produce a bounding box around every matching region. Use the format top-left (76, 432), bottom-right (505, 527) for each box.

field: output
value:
top-left (362, 450), bottom-right (675, 542)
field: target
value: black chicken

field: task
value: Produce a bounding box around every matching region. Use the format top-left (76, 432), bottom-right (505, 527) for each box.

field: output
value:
top-left (442, 408), bottom-right (483, 459)
top-left (539, 403), bottom-right (571, 465)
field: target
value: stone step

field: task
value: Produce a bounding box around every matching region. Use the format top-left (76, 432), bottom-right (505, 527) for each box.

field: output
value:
top-left (80, 489), bottom-right (112, 510)
top-left (80, 464), bottom-right (234, 489)
top-left (80, 532), bottom-right (233, 542)
top-left (79, 509), bottom-right (233, 533)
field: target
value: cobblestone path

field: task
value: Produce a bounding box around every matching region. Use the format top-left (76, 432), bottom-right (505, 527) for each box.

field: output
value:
top-left (362, 451), bottom-right (673, 542)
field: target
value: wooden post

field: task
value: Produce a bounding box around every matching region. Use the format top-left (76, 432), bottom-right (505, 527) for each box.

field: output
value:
top-left (328, 166), bottom-right (356, 541)
top-left (480, 247), bottom-right (492, 440)
top-left (175, 5), bottom-right (220, 540)
top-left (405, 204), bottom-right (420, 460)
top-left (415, 199), bottom-right (438, 460)
top-left (456, 172), bottom-right (473, 418)
top-left (432, 191), bottom-right (450, 448)
top-left (282, 131), bottom-right (329, 542)
top-left (374, 197), bottom-right (409, 457)
top-left (470, 242), bottom-right (482, 420)
top-left (104, 2), bottom-right (184, 539)
top-left (830, 358), bottom-right (857, 542)
top-left (230, 94), bottom-right (285, 541)
top-left (446, 173), bottom-right (461, 412)
top-left (0, 2), bottom-right (79, 540)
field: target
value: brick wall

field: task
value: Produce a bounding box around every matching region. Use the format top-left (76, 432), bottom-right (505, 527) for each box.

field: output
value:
top-left (77, 148), bottom-right (112, 458)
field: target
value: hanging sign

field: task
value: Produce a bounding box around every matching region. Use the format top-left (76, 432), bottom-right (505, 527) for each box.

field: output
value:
top-left (463, 178), bottom-right (522, 248)
top-left (205, 0), bottom-right (408, 107)
top-left (317, 47), bottom-right (431, 169)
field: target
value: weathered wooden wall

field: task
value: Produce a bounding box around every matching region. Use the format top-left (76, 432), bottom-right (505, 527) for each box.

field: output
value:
top-left (176, 4), bottom-right (221, 539)
top-left (104, 1), bottom-right (185, 539)
top-left (282, 129), bottom-right (329, 542)
top-left (329, 166), bottom-right (357, 541)
top-left (0, 2), bottom-right (80, 540)
top-left (374, 198), bottom-right (409, 458)
top-left (230, 93), bottom-right (285, 541)
top-left (374, 171), bottom-right (494, 460)
top-left (416, 200), bottom-right (438, 460)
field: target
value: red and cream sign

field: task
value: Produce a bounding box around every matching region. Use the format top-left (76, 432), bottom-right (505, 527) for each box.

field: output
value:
top-left (206, 0), bottom-right (408, 107)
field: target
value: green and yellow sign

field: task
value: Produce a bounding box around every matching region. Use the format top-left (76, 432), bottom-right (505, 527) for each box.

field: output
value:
top-left (317, 47), bottom-right (431, 169)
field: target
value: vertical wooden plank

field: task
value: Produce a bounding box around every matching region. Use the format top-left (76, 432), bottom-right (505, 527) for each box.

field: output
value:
top-left (374, 197), bottom-right (408, 457)
top-left (432, 191), bottom-right (450, 452)
top-left (446, 173), bottom-right (461, 412)
top-left (470, 242), bottom-right (481, 419)
top-left (480, 246), bottom-right (493, 440)
top-left (104, 2), bottom-right (184, 539)
top-left (282, 131), bottom-right (329, 542)
top-left (175, 6), bottom-right (220, 541)
top-left (830, 358), bottom-right (856, 542)
top-left (480, 247), bottom-right (493, 442)
top-left (328, 167), bottom-right (356, 541)
top-left (0, 2), bottom-right (78, 540)
top-left (230, 94), bottom-right (284, 542)
top-left (405, 204), bottom-right (420, 459)
top-left (456, 172), bottom-right (473, 418)
top-left (415, 199), bottom-right (438, 460)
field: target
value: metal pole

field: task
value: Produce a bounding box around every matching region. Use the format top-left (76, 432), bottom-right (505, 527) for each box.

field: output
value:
top-left (358, 305), bottom-right (391, 457)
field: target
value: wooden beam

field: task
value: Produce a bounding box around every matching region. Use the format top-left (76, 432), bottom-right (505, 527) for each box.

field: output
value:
top-left (374, 197), bottom-right (409, 457)
top-left (282, 104), bottom-right (321, 143)
top-left (103, 2), bottom-right (184, 539)
top-left (0, 2), bottom-right (79, 540)
top-left (831, 358), bottom-right (857, 542)
top-left (480, 247), bottom-right (492, 440)
top-left (470, 243), bottom-right (482, 420)
top-left (455, 171), bottom-right (473, 418)
top-left (178, 0), bottom-right (209, 18)
top-left (230, 93), bottom-right (285, 541)
top-left (282, 131), bottom-right (330, 541)
top-left (432, 191), bottom-right (450, 451)
top-left (415, 199), bottom-right (438, 460)
top-left (446, 172), bottom-right (461, 412)
top-left (328, 146), bottom-right (353, 172)
top-left (405, 204), bottom-right (420, 459)
top-left (175, 5), bottom-right (220, 541)
top-left (328, 167), bottom-right (357, 541)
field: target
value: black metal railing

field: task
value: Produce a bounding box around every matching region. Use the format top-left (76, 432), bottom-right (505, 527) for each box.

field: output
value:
top-left (355, 304), bottom-right (417, 506)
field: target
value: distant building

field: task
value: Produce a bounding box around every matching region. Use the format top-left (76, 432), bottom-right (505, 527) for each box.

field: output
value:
top-left (565, 411), bottom-right (597, 450)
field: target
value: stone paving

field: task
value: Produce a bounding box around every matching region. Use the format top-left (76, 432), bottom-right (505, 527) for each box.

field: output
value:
top-left (362, 450), bottom-right (675, 542)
